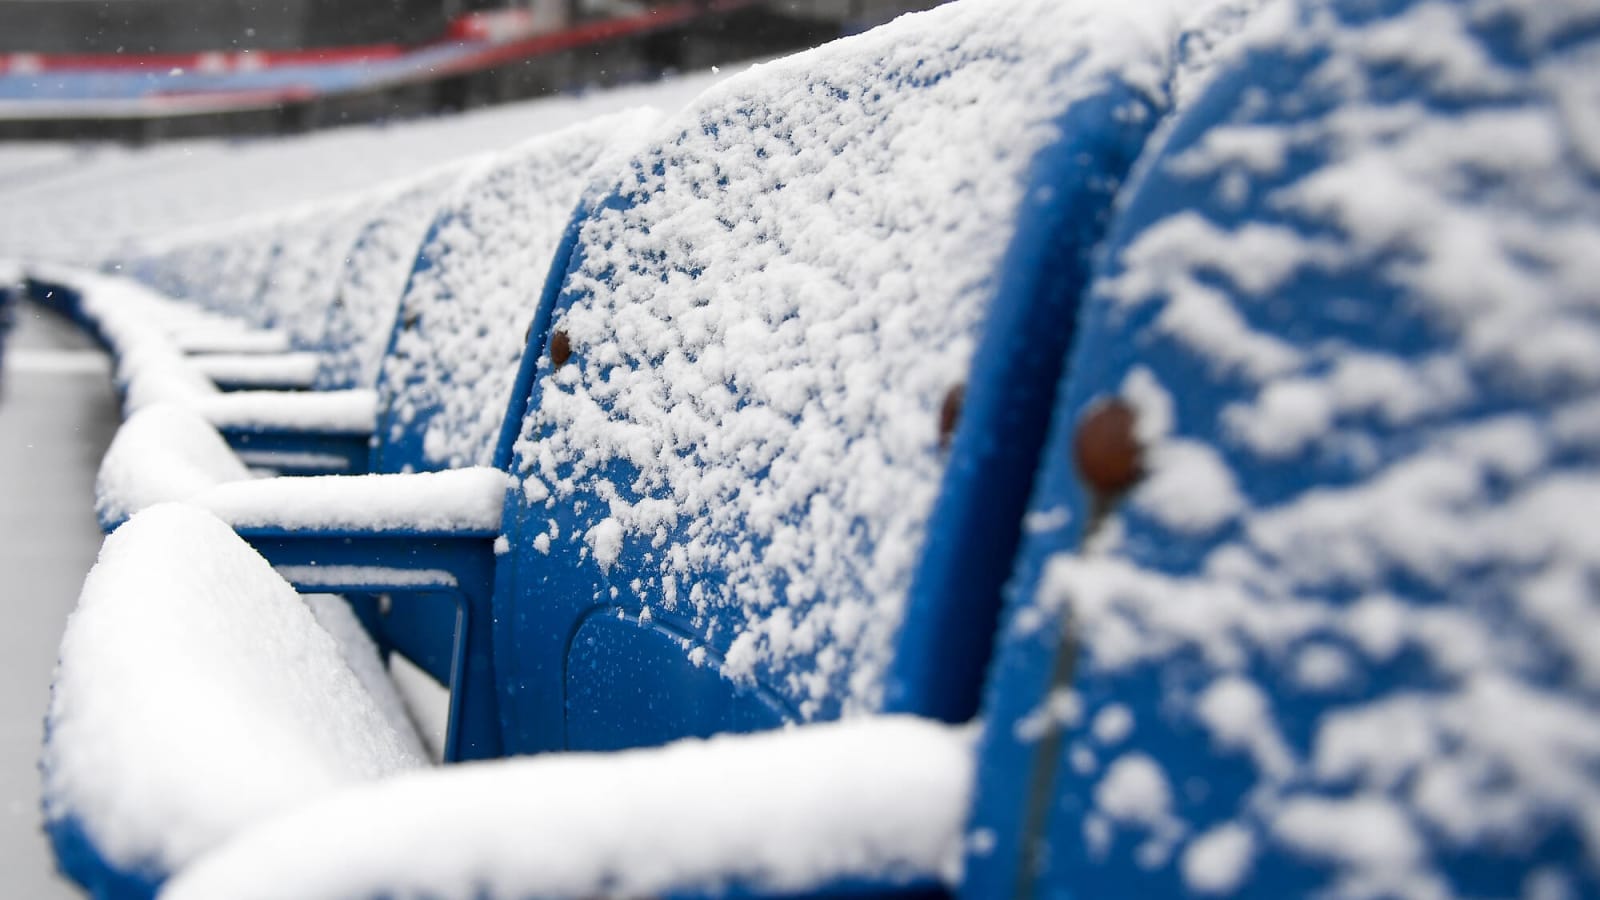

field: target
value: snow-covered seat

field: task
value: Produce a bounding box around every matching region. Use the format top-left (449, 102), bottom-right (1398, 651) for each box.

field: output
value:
top-left (46, 503), bottom-right (972, 899)
top-left (45, 1), bottom-right (1253, 892)
top-left (115, 165), bottom-right (469, 473)
top-left (237, 0), bottom-right (1243, 754)
top-left (489, 0), bottom-right (1240, 755)
top-left (24, 265), bottom-right (292, 360)
top-left (42, 504), bottom-right (437, 899)
top-left (964, 0), bottom-right (1600, 895)
top-left (166, 0), bottom-right (1233, 765)
top-left (92, 111), bottom-right (654, 510)
top-left (24, 157), bottom-right (479, 478)
top-left (120, 215), bottom-right (283, 331)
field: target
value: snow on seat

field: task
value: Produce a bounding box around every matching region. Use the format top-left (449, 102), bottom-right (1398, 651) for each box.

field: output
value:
top-left (163, 717), bottom-right (972, 900)
top-left (305, 163), bottom-right (482, 393)
top-left (92, 110), bottom-right (660, 524)
top-left (492, 0), bottom-right (1255, 756)
top-left (94, 404), bottom-right (255, 528)
top-left (41, 503), bottom-right (428, 898)
top-left (369, 108), bottom-right (660, 474)
top-left (25, 265), bottom-right (290, 361)
top-left (180, 351), bottom-right (323, 391)
top-left (119, 213), bottom-right (283, 332)
top-left (113, 165), bottom-right (471, 472)
top-left (963, 0), bottom-right (1600, 896)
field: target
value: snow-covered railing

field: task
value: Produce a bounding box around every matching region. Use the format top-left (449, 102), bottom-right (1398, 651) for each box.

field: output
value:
top-left (29, 0), bottom-right (1600, 897)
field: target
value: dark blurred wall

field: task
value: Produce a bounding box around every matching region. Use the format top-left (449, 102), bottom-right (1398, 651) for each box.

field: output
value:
top-left (0, 0), bottom-right (450, 53)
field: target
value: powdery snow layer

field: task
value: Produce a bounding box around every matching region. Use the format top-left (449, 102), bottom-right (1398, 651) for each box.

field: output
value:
top-left (185, 389), bottom-right (379, 433)
top-left (30, 263), bottom-right (284, 361)
top-left (41, 504), bottom-right (426, 882)
top-left (511, 0), bottom-right (1251, 721)
top-left (313, 159), bottom-right (483, 391)
top-left (0, 68), bottom-right (731, 268)
top-left (94, 402), bottom-right (253, 529)
top-left (991, 0), bottom-right (1600, 895)
top-left (184, 352), bottom-right (321, 389)
top-left (161, 717), bottom-right (973, 900)
top-left (193, 466), bottom-right (509, 534)
top-left (375, 107), bottom-right (663, 473)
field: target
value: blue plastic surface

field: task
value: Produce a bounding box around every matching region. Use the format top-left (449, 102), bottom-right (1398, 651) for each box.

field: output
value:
top-left (0, 275), bottom-right (14, 376)
top-left (239, 526), bottom-right (503, 762)
top-left (963, 1), bottom-right (1600, 895)
top-left (489, 80), bottom-right (1167, 755)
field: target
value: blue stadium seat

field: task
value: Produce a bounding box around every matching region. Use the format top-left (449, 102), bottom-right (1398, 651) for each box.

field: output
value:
top-left (490, 0), bottom-right (1178, 752)
top-left (42, 2), bottom-right (1244, 893)
top-left (963, 0), bottom-right (1600, 895)
top-left (265, 0), bottom-right (1224, 760)
top-left (38, 0), bottom-right (1600, 896)
top-left (90, 114), bottom-right (645, 505)
top-left (193, 167), bottom-right (467, 470)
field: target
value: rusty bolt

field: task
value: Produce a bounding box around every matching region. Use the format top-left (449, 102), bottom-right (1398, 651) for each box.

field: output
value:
top-left (1073, 397), bottom-right (1143, 497)
top-left (939, 383), bottom-right (966, 450)
top-left (549, 328), bottom-right (572, 371)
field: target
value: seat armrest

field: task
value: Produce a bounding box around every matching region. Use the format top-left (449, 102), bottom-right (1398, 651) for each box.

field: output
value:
top-left (164, 717), bottom-right (974, 900)
top-left (96, 402), bottom-right (255, 530)
top-left (190, 389), bottom-right (379, 434)
top-left (187, 352), bottom-right (321, 390)
top-left (196, 467), bottom-right (509, 536)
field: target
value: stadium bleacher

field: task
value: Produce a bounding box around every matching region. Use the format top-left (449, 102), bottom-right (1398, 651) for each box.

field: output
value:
top-left (4, 0), bottom-right (1599, 896)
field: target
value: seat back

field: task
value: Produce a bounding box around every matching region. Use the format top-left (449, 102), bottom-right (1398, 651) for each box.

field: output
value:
top-left (368, 109), bottom-right (660, 476)
top-left (489, 0), bottom-right (1239, 755)
top-left (963, 0), bottom-right (1600, 895)
top-left (311, 161), bottom-right (479, 390)
top-left (118, 217), bottom-right (279, 322)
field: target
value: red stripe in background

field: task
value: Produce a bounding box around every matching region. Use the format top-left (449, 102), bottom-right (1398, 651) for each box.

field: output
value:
top-left (1, 45), bottom-right (405, 74)
top-left (1, 0), bottom-right (758, 77)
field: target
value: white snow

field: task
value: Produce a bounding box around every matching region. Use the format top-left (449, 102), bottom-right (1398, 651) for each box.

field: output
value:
top-left (1181, 823), bottom-right (1255, 895)
top-left (379, 108), bottom-right (663, 471)
top-left (1095, 753), bottom-right (1174, 827)
top-left (0, 69), bottom-right (734, 267)
top-left (193, 466), bottom-right (509, 533)
top-left (1091, 703), bottom-right (1134, 746)
top-left (185, 352), bottom-right (321, 389)
top-left (41, 504), bottom-right (426, 879)
top-left (313, 160), bottom-right (482, 391)
top-left (273, 566), bottom-right (460, 590)
top-left (161, 717), bottom-right (973, 900)
top-left (515, 0), bottom-right (1253, 719)
top-left (1132, 439), bottom-right (1244, 533)
top-left (1009, 0), bottom-right (1600, 891)
top-left (301, 594), bottom-right (430, 762)
top-left (1271, 795), bottom-right (1423, 873)
top-left (94, 402), bottom-right (253, 528)
top-left (387, 655), bottom-right (451, 764)
top-left (183, 390), bottom-right (379, 433)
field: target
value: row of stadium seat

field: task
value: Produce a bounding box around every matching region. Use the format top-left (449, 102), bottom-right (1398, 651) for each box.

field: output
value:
top-left (22, 0), bottom-right (1600, 897)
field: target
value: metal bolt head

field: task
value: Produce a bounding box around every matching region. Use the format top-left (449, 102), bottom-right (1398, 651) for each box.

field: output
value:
top-left (1073, 397), bottom-right (1142, 497)
top-left (939, 383), bottom-right (965, 450)
top-left (549, 328), bottom-right (572, 370)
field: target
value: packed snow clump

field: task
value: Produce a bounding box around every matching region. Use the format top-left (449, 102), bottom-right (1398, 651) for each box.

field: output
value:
top-left (163, 717), bottom-right (973, 900)
top-left (42, 504), bottom-right (426, 883)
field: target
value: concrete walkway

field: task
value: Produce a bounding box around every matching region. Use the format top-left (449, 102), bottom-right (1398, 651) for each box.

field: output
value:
top-left (0, 300), bottom-right (116, 898)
